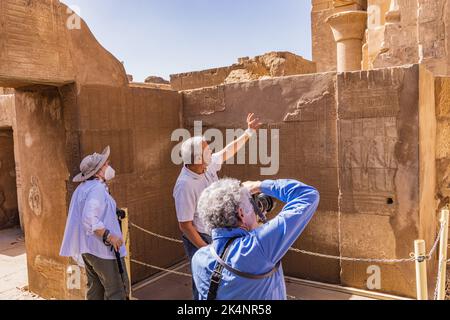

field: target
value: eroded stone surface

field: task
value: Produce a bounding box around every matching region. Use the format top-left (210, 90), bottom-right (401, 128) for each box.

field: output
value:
top-left (0, 0), bottom-right (127, 88)
top-left (0, 0), bottom-right (449, 301)
top-left (145, 76), bottom-right (170, 85)
top-left (0, 128), bottom-right (18, 230)
top-left (435, 78), bottom-right (450, 211)
top-left (181, 65), bottom-right (434, 298)
top-left (337, 66), bottom-right (421, 298)
top-left (171, 52), bottom-right (316, 91)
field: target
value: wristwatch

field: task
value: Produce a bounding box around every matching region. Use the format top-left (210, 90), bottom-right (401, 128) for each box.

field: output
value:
top-left (103, 229), bottom-right (111, 246)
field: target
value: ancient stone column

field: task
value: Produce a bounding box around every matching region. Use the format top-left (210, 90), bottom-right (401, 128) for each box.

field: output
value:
top-left (327, 11), bottom-right (368, 72)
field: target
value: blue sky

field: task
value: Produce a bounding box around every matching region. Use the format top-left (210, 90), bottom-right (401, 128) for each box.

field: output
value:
top-left (61, 0), bottom-right (312, 82)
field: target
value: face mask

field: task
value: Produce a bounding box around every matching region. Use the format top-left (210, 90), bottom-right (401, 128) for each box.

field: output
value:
top-left (104, 166), bottom-right (116, 181)
top-left (203, 150), bottom-right (212, 166)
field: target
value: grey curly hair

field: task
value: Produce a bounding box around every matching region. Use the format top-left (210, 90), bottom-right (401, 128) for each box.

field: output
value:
top-left (198, 178), bottom-right (252, 232)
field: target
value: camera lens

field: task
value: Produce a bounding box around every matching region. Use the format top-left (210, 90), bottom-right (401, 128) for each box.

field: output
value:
top-left (251, 193), bottom-right (275, 224)
top-left (255, 194), bottom-right (274, 213)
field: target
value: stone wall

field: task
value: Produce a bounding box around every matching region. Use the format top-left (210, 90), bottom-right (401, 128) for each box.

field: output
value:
top-left (170, 52), bottom-right (316, 91)
top-left (0, 94), bottom-right (19, 231)
top-left (0, 94), bottom-right (13, 128)
top-left (0, 128), bottom-right (18, 230)
top-left (371, 0), bottom-right (450, 77)
top-left (362, 0), bottom-right (390, 69)
top-left (435, 78), bottom-right (450, 210)
top-left (0, 0), bottom-right (128, 88)
top-left (312, 0), bottom-right (338, 72)
top-left (181, 64), bottom-right (437, 298)
top-left (0, 0), bottom-right (185, 299)
top-left (72, 85), bottom-right (184, 285)
top-left (12, 83), bottom-right (184, 299)
top-left (13, 88), bottom-right (78, 299)
top-left (0, 0), bottom-right (447, 301)
top-left (372, 0), bottom-right (419, 69)
top-left (416, 0), bottom-right (450, 76)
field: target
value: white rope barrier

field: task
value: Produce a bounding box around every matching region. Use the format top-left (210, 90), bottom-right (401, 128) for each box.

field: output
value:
top-left (130, 221), bottom-right (444, 264)
top-left (130, 223), bottom-right (183, 244)
top-left (131, 259), bottom-right (192, 278)
top-left (288, 247), bottom-right (415, 264)
top-left (433, 223), bottom-right (445, 300)
top-left (130, 220), bottom-right (448, 300)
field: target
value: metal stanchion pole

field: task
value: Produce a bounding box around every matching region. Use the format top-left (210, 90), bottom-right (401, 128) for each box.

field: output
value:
top-left (437, 209), bottom-right (449, 300)
top-left (415, 239), bottom-right (428, 300)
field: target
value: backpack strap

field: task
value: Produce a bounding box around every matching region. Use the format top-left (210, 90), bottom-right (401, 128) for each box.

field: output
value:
top-left (206, 237), bottom-right (281, 300)
top-left (207, 237), bottom-right (237, 301)
top-left (210, 245), bottom-right (281, 280)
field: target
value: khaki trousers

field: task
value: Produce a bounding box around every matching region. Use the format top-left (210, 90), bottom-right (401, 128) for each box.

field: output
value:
top-left (82, 253), bottom-right (130, 300)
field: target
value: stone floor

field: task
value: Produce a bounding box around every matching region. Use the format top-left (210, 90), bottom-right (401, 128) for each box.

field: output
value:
top-left (131, 262), bottom-right (406, 300)
top-left (0, 227), bottom-right (42, 300)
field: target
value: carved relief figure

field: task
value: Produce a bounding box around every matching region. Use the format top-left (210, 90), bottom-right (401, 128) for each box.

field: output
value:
top-left (28, 176), bottom-right (42, 216)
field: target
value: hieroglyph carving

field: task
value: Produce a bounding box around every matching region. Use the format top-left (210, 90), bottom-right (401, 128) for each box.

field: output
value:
top-left (28, 176), bottom-right (42, 216)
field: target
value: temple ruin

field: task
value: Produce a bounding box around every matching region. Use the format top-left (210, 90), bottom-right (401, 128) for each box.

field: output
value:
top-left (1, 0), bottom-right (450, 299)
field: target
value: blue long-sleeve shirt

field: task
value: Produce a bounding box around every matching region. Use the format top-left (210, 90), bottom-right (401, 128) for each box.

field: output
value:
top-left (192, 179), bottom-right (320, 300)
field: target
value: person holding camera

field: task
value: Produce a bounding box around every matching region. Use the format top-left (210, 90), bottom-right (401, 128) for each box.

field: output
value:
top-left (173, 113), bottom-right (262, 299)
top-left (191, 178), bottom-right (319, 300)
top-left (60, 146), bottom-right (130, 300)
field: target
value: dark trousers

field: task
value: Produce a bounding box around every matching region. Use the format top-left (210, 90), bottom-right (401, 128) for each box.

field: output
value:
top-left (182, 233), bottom-right (212, 300)
top-left (82, 253), bottom-right (130, 300)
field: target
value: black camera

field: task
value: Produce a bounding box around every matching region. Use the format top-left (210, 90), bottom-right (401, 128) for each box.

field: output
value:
top-left (251, 193), bottom-right (275, 223)
top-left (116, 208), bottom-right (126, 220)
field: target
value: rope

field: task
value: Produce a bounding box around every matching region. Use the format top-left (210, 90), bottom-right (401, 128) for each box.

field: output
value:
top-left (131, 223), bottom-right (183, 244)
top-left (131, 259), bottom-right (192, 278)
top-left (433, 223), bottom-right (448, 300)
top-left (434, 257), bottom-right (444, 300)
top-left (130, 221), bottom-right (449, 300)
top-left (428, 222), bottom-right (444, 261)
top-left (130, 221), bottom-right (444, 264)
top-left (287, 247), bottom-right (415, 264)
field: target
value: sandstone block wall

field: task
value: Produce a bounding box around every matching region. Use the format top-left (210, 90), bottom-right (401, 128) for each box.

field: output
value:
top-left (0, 0), bottom-right (128, 88)
top-left (362, 0), bottom-right (390, 69)
top-left (0, 128), bottom-right (18, 230)
top-left (369, 0), bottom-right (450, 77)
top-left (312, 0), bottom-right (338, 72)
top-left (73, 85), bottom-right (184, 285)
top-left (0, 0), bottom-right (186, 299)
top-left (0, 93), bottom-right (19, 231)
top-left (182, 73), bottom-right (342, 283)
top-left (170, 52), bottom-right (316, 91)
top-left (0, 0), bottom-right (448, 301)
top-left (0, 94), bottom-right (13, 128)
top-left (181, 64), bottom-right (437, 298)
top-left (12, 83), bottom-right (185, 299)
top-left (14, 88), bottom-right (80, 299)
top-left (435, 78), bottom-right (450, 209)
top-left (416, 0), bottom-right (450, 76)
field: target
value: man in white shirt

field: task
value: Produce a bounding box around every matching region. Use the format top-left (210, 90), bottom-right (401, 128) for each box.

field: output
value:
top-left (173, 113), bottom-right (261, 299)
top-left (60, 146), bottom-right (129, 300)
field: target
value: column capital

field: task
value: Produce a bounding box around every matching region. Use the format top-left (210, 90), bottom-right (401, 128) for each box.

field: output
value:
top-left (327, 10), bottom-right (368, 42)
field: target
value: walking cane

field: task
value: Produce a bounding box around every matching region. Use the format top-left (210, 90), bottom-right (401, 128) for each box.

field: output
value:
top-left (115, 208), bottom-right (130, 300)
top-left (114, 248), bottom-right (129, 300)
